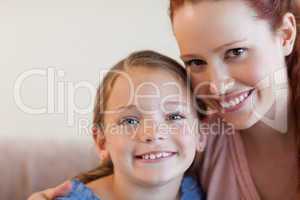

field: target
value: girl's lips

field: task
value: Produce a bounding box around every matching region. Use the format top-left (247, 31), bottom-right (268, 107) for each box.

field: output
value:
top-left (134, 151), bottom-right (177, 163)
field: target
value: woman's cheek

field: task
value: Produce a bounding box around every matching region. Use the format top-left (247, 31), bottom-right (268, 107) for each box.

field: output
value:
top-left (237, 54), bottom-right (271, 88)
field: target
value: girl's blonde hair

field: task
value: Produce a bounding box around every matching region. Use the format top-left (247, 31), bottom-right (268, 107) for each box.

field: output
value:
top-left (75, 50), bottom-right (205, 184)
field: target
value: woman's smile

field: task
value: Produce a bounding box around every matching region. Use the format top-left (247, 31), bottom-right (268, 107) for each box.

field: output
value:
top-left (173, 0), bottom-right (291, 129)
top-left (216, 88), bottom-right (255, 113)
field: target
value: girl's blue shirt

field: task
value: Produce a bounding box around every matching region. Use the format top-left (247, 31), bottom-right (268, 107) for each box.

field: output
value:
top-left (56, 176), bottom-right (205, 200)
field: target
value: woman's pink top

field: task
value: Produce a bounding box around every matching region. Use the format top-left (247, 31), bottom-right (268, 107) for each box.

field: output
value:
top-left (200, 121), bottom-right (261, 200)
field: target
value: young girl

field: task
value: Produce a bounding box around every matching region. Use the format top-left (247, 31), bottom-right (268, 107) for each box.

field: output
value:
top-left (170, 0), bottom-right (300, 199)
top-left (53, 50), bottom-right (205, 200)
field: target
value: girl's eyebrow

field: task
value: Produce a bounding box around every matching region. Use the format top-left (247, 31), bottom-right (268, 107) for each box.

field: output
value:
top-left (115, 102), bottom-right (188, 111)
top-left (163, 101), bottom-right (188, 106)
top-left (115, 104), bottom-right (138, 112)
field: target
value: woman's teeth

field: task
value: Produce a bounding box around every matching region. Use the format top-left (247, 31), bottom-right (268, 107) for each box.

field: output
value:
top-left (141, 152), bottom-right (173, 160)
top-left (220, 92), bottom-right (250, 109)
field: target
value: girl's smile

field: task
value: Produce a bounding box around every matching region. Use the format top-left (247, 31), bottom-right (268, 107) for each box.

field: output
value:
top-left (103, 66), bottom-right (201, 186)
top-left (134, 151), bottom-right (178, 163)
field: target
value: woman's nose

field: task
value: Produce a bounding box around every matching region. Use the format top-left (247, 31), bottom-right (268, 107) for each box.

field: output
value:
top-left (209, 78), bottom-right (235, 95)
top-left (207, 63), bottom-right (234, 95)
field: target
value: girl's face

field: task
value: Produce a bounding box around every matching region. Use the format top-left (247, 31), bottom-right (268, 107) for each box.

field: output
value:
top-left (102, 67), bottom-right (201, 186)
top-left (172, 0), bottom-right (291, 130)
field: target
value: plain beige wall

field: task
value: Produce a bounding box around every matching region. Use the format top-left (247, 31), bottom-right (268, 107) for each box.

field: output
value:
top-left (0, 0), bottom-right (180, 139)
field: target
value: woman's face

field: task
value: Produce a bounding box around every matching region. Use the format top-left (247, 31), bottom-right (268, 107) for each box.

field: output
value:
top-left (172, 0), bottom-right (290, 130)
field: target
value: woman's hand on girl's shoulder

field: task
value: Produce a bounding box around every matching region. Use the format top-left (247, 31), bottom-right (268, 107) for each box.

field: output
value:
top-left (27, 181), bottom-right (72, 200)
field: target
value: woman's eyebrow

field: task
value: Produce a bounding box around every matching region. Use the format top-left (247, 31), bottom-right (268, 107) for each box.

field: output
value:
top-left (180, 53), bottom-right (202, 61)
top-left (180, 39), bottom-right (248, 60)
top-left (212, 39), bottom-right (248, 52)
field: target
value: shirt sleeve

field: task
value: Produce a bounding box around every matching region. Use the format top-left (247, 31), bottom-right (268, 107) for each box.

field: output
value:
top-left (55, 180), bottom-right (101, 200)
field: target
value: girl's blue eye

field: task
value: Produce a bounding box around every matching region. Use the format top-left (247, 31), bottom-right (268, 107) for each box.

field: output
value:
top-left (225, 48), bottom-right (247, 59)
top-left (166, 112), bottom-right (186, 121)
top-left (120, 117), bottom-right (140, 126)
top-left (184, 59), bottom-right (207, 71)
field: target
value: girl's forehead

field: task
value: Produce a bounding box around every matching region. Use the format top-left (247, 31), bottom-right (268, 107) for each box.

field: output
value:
top-left (118, 67), bottom-right (186, 89)
top-left (105, 68), bottom-right (191, 111)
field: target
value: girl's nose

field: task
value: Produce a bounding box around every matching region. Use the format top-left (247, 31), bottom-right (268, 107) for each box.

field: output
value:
top-left (143, 135), bottom-right (165, 143)
top-left (137, 121), bottom-right (167, 143)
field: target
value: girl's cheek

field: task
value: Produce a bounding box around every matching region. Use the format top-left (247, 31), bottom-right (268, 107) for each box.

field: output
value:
top-left (175, 121), bottom-right (198, 140)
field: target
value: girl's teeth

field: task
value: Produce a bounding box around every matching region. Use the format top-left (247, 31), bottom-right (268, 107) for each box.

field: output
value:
top-left (162, 152), bottom-right (169, 157)
top-left (141, 152), bottom-right (172, 160)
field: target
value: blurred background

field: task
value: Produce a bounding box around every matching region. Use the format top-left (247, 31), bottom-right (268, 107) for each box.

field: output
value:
top-left (0, 1), bottom-right (180, 199)
top-left (0, 0), bottom-right (179, 140)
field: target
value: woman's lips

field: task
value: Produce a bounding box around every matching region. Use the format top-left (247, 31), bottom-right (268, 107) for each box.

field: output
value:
top-left (217, 89), bottom-right (255, 113)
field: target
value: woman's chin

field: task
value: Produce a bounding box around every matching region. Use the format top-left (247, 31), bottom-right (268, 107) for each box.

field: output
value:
top-left (220, 111), bottom-right (260, 131)
top-left (218, 91), bottom-right (273, 131)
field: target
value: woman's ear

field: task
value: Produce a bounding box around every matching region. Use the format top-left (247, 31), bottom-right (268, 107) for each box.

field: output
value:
top-left (195, 119), bottom-right (207, 152)
top-left (277, 12), bottom-right (297, 56)
top-left (196, 132), bottom-right (207, 152)
top-left (92, 126), bottom-right (110, 161)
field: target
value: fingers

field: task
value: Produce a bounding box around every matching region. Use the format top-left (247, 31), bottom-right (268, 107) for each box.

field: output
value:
top-left (50, 181), bottom-right (72, 197)
top-left (27, 192), bottom-right (50, 200)
top-left (27, 181), bottom-right (72, 200)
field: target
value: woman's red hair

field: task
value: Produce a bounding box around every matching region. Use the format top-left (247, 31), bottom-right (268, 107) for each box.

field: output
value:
top-left (169, 0), bottom-right (300, 135)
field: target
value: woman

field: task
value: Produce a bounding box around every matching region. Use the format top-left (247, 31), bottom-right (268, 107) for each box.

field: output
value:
top-left (170, 0), bottom-right (300, 199)
top-left (28, 0), bottom-right (300, 199)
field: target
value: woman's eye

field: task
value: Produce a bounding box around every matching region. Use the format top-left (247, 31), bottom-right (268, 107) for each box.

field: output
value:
top-left (119, 117), bottom-right (140, 126)
top-left (225, 48), bottom-right (248, 59)
top-left (184, 59), bottom-right (207, 71)
top-left (166, 112), bottom-right (186, 121)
